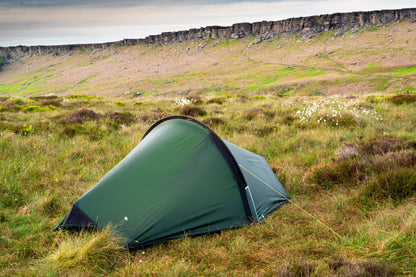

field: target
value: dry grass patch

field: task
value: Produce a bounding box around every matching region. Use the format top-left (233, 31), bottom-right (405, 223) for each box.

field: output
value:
top-left (45, 227), bottom-right (128, 276)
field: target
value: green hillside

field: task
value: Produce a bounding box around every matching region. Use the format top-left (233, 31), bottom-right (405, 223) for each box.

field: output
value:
top-left (0, 20), bottom-right (415, 276)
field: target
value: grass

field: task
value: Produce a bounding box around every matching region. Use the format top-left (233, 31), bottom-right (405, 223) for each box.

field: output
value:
top-left (1, 20), bottom-right (416, 275)
top-left (393, 66), bottom-right (416, 77)
top-left (77, 73), bottom-right (101, 84)
top-left (0, 92), bottom-right (415, 276)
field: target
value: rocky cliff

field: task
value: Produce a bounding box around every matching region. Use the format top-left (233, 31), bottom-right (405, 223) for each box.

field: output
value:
top-left (1, 8), bottom-right (415, 56)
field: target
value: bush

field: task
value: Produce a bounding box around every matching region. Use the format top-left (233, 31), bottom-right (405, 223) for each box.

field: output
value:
top-left (243, 108), bottom-right (275, 121)
top-left (309, 159), bottom-right (367, 189)
top-left (139, 108), bottom-right (165, 123)
top-left (62, 109), bottom-right (100, 124)
top-left (22, 105), bottom-right (56, 112)
top-left (0, 101), bottom-right (19, 112)
top-left (206, 97), bottom-right (225, 105)
top-left (66, 95), bottom-right (103, 100)
top-left (360, 137), bottom-right (415, 156)
top-left (316, 110), bottom-right (358, 127)
top-left (180, 105), bottom-right (206, 117)
top-left (252, 125), bottom-right (275, 137)
top-left (202, 116), bottom-right (225, 127)
top-left (372, 150), bottom-right (416, 172)
top-left (362, 167), bottom-right (416, 203)
top-left (19, 124), bottom-right (35, 136)
top-left (59, 124), bottom-right (82, 138)
top-left (387, 94), bottom-right (416, 105)
top-left (0, 55), bottom-right (4, 71)
top-left (108, 112), bottom-right (136, 125)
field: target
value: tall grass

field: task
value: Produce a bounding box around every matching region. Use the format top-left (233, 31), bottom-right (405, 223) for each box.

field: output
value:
top-left (0, 93), bottom-right (415, 276)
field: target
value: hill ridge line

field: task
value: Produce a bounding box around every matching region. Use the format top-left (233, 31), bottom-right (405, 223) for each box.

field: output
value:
top-left (1, 7), bottom-right (415, 55)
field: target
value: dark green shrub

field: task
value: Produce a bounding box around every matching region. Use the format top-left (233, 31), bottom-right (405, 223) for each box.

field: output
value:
top-left (59, 124), bottom-right (81, 138)
top-left (0, 55), bottom-right (4, 71)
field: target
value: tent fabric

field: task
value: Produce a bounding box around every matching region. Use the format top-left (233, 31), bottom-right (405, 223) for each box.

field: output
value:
top-left (55, 115), bottom-right (290, 248)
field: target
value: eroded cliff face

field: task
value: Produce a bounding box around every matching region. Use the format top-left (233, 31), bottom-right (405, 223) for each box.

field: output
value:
top-left (1, 8), bottom-right (415, 56)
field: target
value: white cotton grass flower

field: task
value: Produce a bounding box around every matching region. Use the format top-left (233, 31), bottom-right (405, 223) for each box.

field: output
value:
top-left (175, 98), bottom-right (192, 106)
top-left (124, 216), bottom-right (128, 221)
top-left (293, 97), bottom-right (382, 126)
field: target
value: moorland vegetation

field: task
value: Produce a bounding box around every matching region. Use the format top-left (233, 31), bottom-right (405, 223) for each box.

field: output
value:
top-left (0, 20), bottom-right (416, 276)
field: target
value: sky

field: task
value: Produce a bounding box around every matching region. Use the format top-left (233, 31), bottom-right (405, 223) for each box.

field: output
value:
top-left (0, 0), bottom-right (415, 47)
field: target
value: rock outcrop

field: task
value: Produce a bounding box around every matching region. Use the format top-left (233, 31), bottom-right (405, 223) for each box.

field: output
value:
top-left (1, 8), bottom-right (415, 56)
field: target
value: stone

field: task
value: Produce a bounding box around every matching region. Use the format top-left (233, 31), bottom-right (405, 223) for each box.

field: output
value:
top-left (1, 8), bottom-right (416, 55)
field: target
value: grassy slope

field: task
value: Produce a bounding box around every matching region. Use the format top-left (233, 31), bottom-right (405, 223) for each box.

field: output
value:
top-left (1, 21), bottom-right (416, 97)
top-left (0, 21), bottom-right (416, 276)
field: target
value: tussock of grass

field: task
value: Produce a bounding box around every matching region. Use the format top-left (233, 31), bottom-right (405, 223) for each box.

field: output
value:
top-left (202, 116), bottom-right (225, 127)
top-left (61, 109), bottom-right (101, 124)
top-left (179, 105), bottom-right (206, 117)
top-left (387, 94), bottom-right (416, 105)
top-left (45, 227), bottom-right (128, 275)
top-left (362, 167), bottom-right (416, 204)
top-left (1, 92), bottom-right (415, 275)
top-left (206, 97), bottom-right (225, 104)
top-left (360, 136), bottom-right (415, 156)
top-left (309, 136), bottom-right (416, 189)
top-left (107, 112), bottom-right (136, 125)
top-left (65, 94), bottom-right (103, 100)
top-left (139, 108), bottom-right (165, 123)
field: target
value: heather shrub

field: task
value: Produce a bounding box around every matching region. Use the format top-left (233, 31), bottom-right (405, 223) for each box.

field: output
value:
top-left (362, 167), bottom-right (416, 203)
top-left (309, 159), bottom-right (367, 189)
top-left (206, 97), bottom-right (225, 104)
top-left (61, 109), bottom-right (100, 124)
top-left (387, 94), bottom-right (416, 105)
top-left (180, 105), bottom-right (206, 117)
top-left (202, 116), bottom-right (225, 127)
top-left (361, 137), bottom-right (415, 155)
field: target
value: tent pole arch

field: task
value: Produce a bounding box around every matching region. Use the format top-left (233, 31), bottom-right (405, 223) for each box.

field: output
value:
top-left (143, 115), bottom-right (254, 221)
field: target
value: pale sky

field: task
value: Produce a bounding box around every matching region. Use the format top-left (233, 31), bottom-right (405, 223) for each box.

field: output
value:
top-left (0, 0), bottom-right (415, 46)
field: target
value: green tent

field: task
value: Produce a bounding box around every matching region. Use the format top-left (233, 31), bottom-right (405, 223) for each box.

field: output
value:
top-left (55, 116), bottom-right (290, 248)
